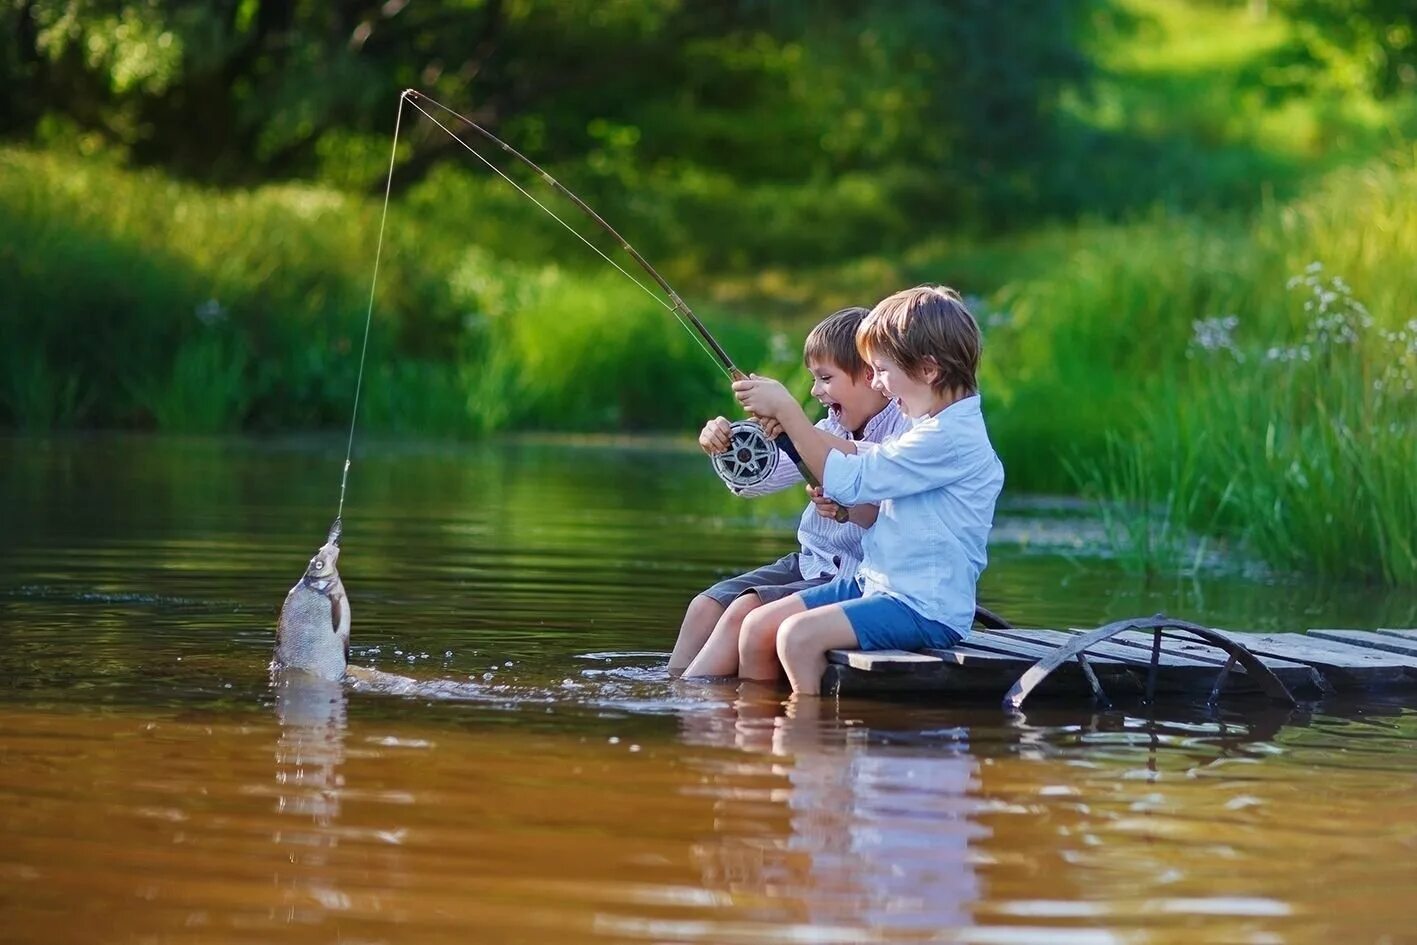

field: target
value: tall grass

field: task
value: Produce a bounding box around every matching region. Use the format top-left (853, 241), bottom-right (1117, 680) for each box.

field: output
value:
top-left (1071, 265), bottom-right (1416, 585)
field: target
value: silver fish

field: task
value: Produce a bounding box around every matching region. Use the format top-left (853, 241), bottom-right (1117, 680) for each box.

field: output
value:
top-left (274, 518), bottom-right (350, 680)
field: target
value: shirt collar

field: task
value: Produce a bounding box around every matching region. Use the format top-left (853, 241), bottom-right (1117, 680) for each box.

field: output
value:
top-left (910, 393), bottom-right (981, 427)
top-left (857, 400), bottom-right (903, 440)
top-left (940, 393), bottom-right (981, 418)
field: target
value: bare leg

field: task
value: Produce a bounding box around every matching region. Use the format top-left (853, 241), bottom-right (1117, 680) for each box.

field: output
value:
top-left (683, 593), bottom-right (761, 678)
top-left (738, 595), bottom-right (808, 682)
top-left (668, 594), bottom-right (724, 676)
top-left (776, 606), bottom-right (859, 695)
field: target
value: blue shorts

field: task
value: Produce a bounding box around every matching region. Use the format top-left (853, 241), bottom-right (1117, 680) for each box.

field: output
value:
top-left (796, 575), bottom-right (964, 652)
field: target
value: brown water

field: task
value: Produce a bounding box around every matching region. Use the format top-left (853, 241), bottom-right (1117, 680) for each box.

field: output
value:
top-left (2, 434), bottom-right (1415, 944)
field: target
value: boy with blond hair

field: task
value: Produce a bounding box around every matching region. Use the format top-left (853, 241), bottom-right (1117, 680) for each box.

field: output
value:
top-left (669, 306), bottom-right (909, 678)
top-left (732, 285), bottom-right (1004, 694)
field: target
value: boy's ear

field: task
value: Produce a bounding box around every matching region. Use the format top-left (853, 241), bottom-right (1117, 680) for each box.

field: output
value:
top-left (921, 356), bottom-right (942, 385)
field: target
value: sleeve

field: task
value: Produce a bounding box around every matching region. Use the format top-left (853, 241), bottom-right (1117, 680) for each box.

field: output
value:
top-left (727, 419), bottom-right (830, 497)
top-left (822, 421), bottom-right (985, 506)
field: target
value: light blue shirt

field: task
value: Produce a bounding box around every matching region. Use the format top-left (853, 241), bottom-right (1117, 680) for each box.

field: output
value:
top-left (732, 400), bottom-right (910, 581)
top-left (822, 395), bottom-right (1004, 635)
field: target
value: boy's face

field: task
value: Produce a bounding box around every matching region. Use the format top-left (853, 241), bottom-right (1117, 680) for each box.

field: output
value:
top-left (867, 352), bottom-right (938, 419)
top-left (807, 357), bottom-right (889, 434)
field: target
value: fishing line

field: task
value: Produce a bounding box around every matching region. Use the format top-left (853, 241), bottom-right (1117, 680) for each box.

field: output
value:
top-left (337, 91), bottom-right (407, 524)
top-left (403, 93), bottom-right (732, 380)
top-left (339, 90), bottom-right (821, 507)
top-left (405, 93), bottom-right (819, 494)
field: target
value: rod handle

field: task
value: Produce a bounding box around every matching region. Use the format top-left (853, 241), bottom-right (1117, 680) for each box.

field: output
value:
top-left (773, 433), bottom-right (850, 524)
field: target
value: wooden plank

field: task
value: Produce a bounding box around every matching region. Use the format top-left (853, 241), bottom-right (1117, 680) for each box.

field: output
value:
top-left (1089, 628), bottom-right (1326, 693)
top-left (1377, 628), bottom-right (1417, 640)
top-left (829, 648), bottom-right (941, 671)
top-left (823, 646), bottom-right (1032, 696)
top-left (952, 633), bottom-right (1149, 699)
top-left (965, 630), bottom-right (1125, 664)
top-left (826, 641), bottom-right (1136, 699)
top-left (827, 645), bottom-right (1027, 673)
top-left (985, 626), bottom-right (1248, 696)
top-left (1307, 629), bottom-right (1417, 659)
top-left (926, 644), bottom-right (1038, 669)
top-left (1257, 633), bottom-right (1417, 666)
top-left (1003, 627), bottom-right (1217, 668)
top-left (1240, 633), bottom-right (1417, 688)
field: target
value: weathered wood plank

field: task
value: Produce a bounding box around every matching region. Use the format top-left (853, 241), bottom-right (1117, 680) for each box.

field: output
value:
top-left (826, 645), bottom-right (1027, 674)
top-left (826, 626), bottom-right (1417, 700)
top-left (1087, 628), bottom-right (1327, 693)
top-left (1012, 627), bottom-right (1217, 668)
top-left (926, 644), bottom-right (1039, 669)
top-left (828, 649), bottom-right (942, 671)
top-left (822, 647), bottom-right (1030, 695)
top-left (1240, 633), bottom-right (1417, 687)
top-left (965, 630), bottom-right (1123, 663)
top-left (991, 627), bottom-right (1251, 695)
top-left (953, 632), bottom-right (1149, 698)
top-left (1307, 629), bottom-right (1417, 658)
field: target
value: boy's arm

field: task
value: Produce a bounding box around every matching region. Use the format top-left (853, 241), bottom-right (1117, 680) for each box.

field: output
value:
top-left (822, 425), bottom-right (992, 506)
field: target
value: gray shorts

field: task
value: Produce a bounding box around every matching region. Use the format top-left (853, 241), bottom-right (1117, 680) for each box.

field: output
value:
top-left (701, 553), bottom-right (832, 608)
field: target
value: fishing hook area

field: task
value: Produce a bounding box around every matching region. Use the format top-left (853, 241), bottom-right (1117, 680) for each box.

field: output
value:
top-left (711, 421), bottom-right (781, 490)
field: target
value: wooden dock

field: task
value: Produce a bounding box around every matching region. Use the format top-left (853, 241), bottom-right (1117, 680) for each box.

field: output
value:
top-left (824, 618), bottom-right (1417, 708)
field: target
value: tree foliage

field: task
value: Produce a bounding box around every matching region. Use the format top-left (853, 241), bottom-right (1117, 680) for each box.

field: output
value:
top-left (1276, 0), bottom-right (1417, 97)
top-left (3, 0), bottom-right (1096, 230)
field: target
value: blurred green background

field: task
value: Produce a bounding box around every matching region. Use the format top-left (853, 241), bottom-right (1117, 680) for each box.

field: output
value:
top-left (1, 0), bottom-right (1414, 584)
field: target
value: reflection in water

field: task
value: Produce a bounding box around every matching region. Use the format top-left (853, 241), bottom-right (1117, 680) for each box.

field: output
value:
top-left (271, 670), bottom-right (349, 924)
top-left (680, 691), bottom-right (982, 935)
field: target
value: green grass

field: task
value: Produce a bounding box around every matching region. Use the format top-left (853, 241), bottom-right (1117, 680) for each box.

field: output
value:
top-left (1068, 262), bottom-right (1416, 585)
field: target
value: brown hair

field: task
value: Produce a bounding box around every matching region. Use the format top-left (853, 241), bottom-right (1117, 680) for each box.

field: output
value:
top-left (857, 286), bottom-right (980, 395)
top-left (803, 306), bottom-right (871, 380)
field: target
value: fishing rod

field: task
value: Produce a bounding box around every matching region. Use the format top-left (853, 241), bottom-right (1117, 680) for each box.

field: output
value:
top-left (398, 89), bottom-right (833, 499)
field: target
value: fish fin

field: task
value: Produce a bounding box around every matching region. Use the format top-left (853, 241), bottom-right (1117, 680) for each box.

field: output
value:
top-left (331, 594), bottom-right (343, 635)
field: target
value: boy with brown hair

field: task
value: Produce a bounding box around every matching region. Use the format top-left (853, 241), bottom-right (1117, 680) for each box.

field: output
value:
top-left (668, 306), bottom-right (909, 678)
top-left (732, 285), bottom-right (1005, 694)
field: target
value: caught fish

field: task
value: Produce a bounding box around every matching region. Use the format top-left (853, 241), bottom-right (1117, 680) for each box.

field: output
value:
top-left (274, 518), bottom-right (350, 680)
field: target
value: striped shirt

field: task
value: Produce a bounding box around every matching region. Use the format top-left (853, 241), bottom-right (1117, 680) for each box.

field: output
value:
top-left (729, 401), bottom-right (910, 581)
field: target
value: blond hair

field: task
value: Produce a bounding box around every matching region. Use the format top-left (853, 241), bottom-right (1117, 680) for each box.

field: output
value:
top-left (857, 286), bottom-right (980, 395)
top-left (803, 306), bottom-right (871, 380)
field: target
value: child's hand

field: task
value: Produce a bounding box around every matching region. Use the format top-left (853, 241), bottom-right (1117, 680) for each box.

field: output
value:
top-left (758, 416), bottom-right (784, 440)
top-left (698, 416), bottom-right (733, 455)
top-left (732, 375), bottom-right (795, 421)
top-left (806, 485), bottom-right (844, 522)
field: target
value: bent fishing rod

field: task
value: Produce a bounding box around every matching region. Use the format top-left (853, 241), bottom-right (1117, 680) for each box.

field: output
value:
top-left (375, 88), bottom-right (830, 499)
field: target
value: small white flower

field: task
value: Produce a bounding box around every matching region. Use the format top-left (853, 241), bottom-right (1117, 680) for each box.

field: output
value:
top-left (768, 330), bottom-right (792, 364)
top-left (194, 299), bottom-right (227, 326)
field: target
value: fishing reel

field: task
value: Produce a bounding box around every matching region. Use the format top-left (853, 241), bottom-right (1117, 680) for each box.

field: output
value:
top-left (710, 420), bottom-right (780, 490)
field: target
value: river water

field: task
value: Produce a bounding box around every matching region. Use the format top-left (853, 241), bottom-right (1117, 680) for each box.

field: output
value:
top-left (1, 434), bottom-right (1414, 944)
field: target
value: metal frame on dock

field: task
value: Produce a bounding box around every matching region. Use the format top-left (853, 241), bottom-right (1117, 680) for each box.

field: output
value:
top-left (1001, 615), bottom-right (1296, 711)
